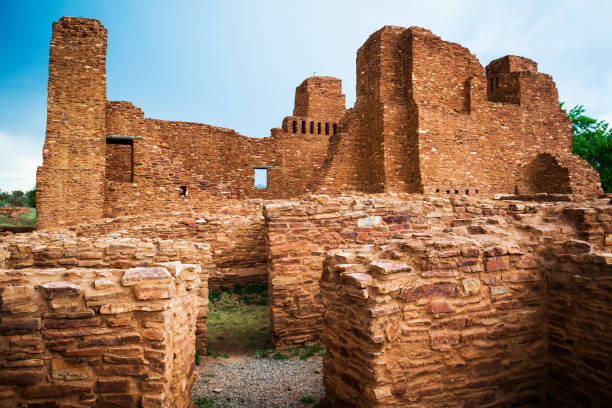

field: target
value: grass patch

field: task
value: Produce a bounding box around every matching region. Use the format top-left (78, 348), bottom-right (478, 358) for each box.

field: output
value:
top-left (207, 283), bottom-right (271, 355)
top-left (193, 396), bottom-right (215, 408)
top-left (0, 208), bottom-right (36, 228)
top-left (300, 395), bottom-right (317, 404)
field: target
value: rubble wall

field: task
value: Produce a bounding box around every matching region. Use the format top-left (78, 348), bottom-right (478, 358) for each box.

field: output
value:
top-left (69, 208), bottom-right (268, 290)
top-left (0, 264), bottom-right (200, 408)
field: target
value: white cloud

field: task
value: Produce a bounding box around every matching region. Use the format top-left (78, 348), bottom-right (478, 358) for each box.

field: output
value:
top-left (0, 130), bottom-right (42, 192)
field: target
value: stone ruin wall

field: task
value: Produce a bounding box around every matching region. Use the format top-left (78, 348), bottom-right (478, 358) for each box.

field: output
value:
top-left (69, 207), bottom-right (268, 290)
top-left (319, 26), bottom-right (601, 199)
top-left (16, 15), bottom-right (611, 408)
top-left (0, 232), bottom-right (207, 408)
top-left (319, 201), bottom-right (612, 407)
top-left (264, 194), bottom-right (611, 348)
top-left (36, 18), bottom-right (602, 229)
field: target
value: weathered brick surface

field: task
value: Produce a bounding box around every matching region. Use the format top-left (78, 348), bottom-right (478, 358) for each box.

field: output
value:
top-left (320, 237), bottom-right (547, 407)
top-left (0, 264), bottom-right (200, 408)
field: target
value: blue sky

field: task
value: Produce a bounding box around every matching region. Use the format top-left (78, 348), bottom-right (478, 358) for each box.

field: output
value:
top-left (1, 0), bottom-right (611, 191)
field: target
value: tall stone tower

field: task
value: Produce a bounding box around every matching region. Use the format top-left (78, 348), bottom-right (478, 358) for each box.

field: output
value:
top-left (36, 17), bottom-right (108, 227)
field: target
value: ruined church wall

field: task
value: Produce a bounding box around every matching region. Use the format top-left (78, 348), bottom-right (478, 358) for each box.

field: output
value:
top-left (319, 26), bottom-right (602, 199)
top-left (408, 31), bottom-right (602, 198)
top-left (0, 263), bottom-right (201, 408)
top-left (102, 101), bottom-right (335, 219)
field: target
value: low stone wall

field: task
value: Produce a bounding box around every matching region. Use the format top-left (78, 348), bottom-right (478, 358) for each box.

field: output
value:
top-left (0, 207), bottom-right (30, 218)
top-left (71, 208), bottom-right (268, 290)
top-left (0, 264), bottom-right (200, 408)
top-left (545, 244), bottom-right (612, 407)
top-left (320, 234), bottom-right (547, 407)
top-left (0, 231), bottom-right (211, 355)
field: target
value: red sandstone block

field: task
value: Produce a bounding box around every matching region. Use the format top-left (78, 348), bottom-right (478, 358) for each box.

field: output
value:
top-left (23, 382), bottom-right (92, 398)
top-left (0, 368), bottom-right (45, 385)
top-left (341, 272), bottom-right (372, 288)
top-left (485, 256), bottom-right (507, 272)
top-left (134, 284), bottom-right (175, 300)
top-left (40, 282), bottom-right (81, 297)
top-left (430, 299), bottom-right (452, 313)
top-left (78, 334), bottom-right (141, 348)
top-left (484, 246), bottom-right (507, 258)
top-left (43, 317), bottom-right (100, 330)
top-left (366, 304), bottom-right (400, 317)
top-left (370, 259), bottom-right (411, 274)
top-left (0, 317), bottom-right (41, 334)
top-left (461, 247), bottom-right (480, 257)
top-left (400, 282), bottom-right (460, 301)
top-left (121, 267), bottom-right (172, 286)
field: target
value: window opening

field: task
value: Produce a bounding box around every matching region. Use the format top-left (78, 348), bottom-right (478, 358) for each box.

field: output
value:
top-left (310, 121), bottom-right (314, 134)
top-left (325, 123), bottom-right (330, 135)
top-left (292, 121), bottom-right (297, 133)
top-left (254, 168), bottom-right (268, 189)
top-left (179, 185), bottom-right (187, 196)
top-left (317, 122), bottom-right (321, 134)
top-left (333, 124), bottom-right (337, 135)
top-left (301, 120), bottom-right (306, 133)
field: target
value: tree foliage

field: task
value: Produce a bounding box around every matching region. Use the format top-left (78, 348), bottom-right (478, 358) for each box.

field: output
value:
top-left (561, 103), bottom-right (612, 193)
top-left (0, 188), bottom-right (36, 208)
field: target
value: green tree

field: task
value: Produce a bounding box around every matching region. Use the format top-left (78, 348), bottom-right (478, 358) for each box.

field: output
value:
top-left (561, 103), bottom-right (612, 193)
top-left (26, 188), bottom-right (36, 208)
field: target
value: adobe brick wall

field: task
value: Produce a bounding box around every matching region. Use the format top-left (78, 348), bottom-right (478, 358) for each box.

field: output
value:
top-left (0, 263), bottom-right (200, 408)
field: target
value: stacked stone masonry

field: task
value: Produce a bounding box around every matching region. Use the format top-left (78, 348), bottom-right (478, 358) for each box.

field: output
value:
top-left (8, 14), bottom-right (610, 408)
top-left (36, 18), bottom-right (602, 228)
top-left (0, 242), bottom-right (204, 407)
top-left (319, 200), bottom-right (612, 407)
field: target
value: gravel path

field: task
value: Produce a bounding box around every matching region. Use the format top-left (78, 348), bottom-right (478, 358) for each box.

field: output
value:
top-left (192, 355), bottom-right (324, 408)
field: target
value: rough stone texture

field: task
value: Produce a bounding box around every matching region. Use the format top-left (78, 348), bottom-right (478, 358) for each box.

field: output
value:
top-left (319, 221), bottom-right (612, 407)
top-left (319, 26), bottom-right (601, 199)
top-left (36, 18), bottom-right (602, 229)
top-left (0, 264), bottom-right (200, 408)
top-left (0, 231), bottom-right (210, 356)
top-left (69, 207), bottom-right (267, 290)
top-left (264, 194), bottom-right (611, 348)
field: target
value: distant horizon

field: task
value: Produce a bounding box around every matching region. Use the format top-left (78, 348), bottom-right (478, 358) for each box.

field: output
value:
top-left (1, 0), bottom-right (611, 191)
